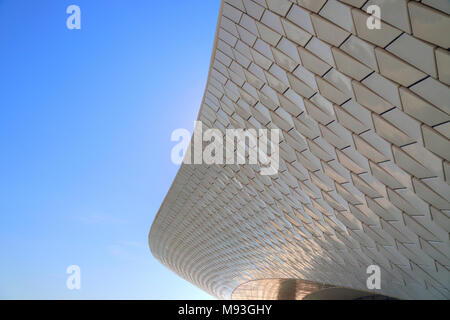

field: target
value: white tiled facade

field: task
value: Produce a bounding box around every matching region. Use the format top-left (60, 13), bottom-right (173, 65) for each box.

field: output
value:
top-left (149, 0), bottom-right (450, 299)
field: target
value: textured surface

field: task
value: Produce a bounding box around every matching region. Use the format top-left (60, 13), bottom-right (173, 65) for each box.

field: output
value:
top-left (149, 0), bottom-right (450, 300)
top-left (231, 278), bottom-right (333, 299)
top-left (231, 278), bottom-right (393, 299)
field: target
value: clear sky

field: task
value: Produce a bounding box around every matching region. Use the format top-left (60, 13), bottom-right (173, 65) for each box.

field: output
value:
top-left (0, 0), bottom-right (220, 299)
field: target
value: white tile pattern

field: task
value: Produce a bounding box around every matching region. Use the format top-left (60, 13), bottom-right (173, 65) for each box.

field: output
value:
top-left (149, 0), bottom-right (450, 300)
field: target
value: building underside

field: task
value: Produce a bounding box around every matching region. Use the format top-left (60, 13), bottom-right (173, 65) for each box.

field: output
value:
top-left (149, 0), bottom-right (450, 299)
top-left (231, 278), bottom-right (397, 299)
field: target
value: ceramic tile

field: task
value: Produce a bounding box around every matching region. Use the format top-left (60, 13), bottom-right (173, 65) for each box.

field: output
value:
top-left (332, 48), bottom-right (372, 81)
top-left (311, 14), bottom-right (351, 47)
top-left (410, 77), bottom-right (450, 115)
top-left (386, 33), bottom-right (437, 78)
top-left (340, 35), bottom-right (378, 71)
top-left (435, 48), bottom-right (450, 85)
top-left (286, 4), bottom-right (315, 34)
top-left (375, 48), bottom-right (427, 87)
top-left (409, 2), bottom-right (450, 48)
top-left (352, 8), bottom-right (402, 47)
top-left (319, 0), bottom-right (355, 33)
top-left (362, 0), bottom-right (411, 33)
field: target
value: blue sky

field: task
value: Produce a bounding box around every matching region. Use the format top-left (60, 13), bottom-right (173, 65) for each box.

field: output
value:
top-left (0, 0), bottom-right (220, 299)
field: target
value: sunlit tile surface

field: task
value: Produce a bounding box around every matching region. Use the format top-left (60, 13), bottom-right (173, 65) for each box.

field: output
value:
top-left (149, 0), bottom-right (450, 300)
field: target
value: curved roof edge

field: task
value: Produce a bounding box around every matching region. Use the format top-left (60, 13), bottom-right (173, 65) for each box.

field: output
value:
top-left (148, 0), bottom-right (225, 297)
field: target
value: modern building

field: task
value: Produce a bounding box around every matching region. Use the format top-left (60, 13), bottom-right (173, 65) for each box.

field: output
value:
top-left (149, 0), bottom-right (450, 299)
